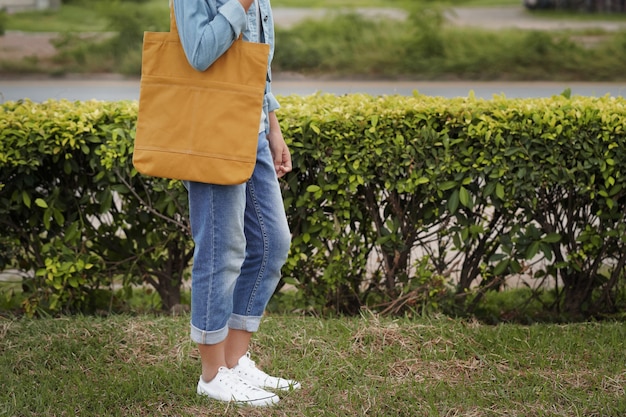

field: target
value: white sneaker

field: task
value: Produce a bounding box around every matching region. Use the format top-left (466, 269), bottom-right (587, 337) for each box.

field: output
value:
top-left (196, 366), bottom-right (279, 407)
top-left (232, 352), bottom-right (302, 391)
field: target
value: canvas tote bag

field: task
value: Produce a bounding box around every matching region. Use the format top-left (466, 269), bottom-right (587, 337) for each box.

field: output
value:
top-left (133, 7), bottom-right (270, 184)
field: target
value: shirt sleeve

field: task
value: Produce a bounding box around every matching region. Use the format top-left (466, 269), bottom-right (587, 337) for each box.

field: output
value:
top-left (266, 90), bottom-right (280, 113)
top-left (173, 0), bottom-right (247, 71)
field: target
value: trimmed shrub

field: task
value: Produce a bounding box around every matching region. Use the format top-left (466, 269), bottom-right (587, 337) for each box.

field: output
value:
top-left (0, 100), bottom-right (190, 315)
top-left (1, 94), bottom-right (625, 319)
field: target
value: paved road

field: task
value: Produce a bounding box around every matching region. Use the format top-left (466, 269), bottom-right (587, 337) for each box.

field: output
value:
top-left (1, 77), bottom-right (626, 102)
top-left (442, 6), bottom-right (626, 31)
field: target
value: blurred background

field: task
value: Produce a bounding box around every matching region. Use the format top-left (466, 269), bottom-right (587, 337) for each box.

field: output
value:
top-left (1, 0), bottom-right (626, 81)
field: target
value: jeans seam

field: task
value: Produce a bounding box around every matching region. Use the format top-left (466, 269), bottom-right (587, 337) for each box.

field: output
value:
top-left (204, 191), bottom-right (215, 332)
top-left (245, 178), bottom-right (269, 316)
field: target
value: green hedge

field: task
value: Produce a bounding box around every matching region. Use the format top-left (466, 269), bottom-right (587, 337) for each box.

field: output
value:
top-left (278, 93), bottom-right (626, 318)
top-left (1, 94), bottom-right (625, 319)
top-left (0, 99), bottom-right (191, 315)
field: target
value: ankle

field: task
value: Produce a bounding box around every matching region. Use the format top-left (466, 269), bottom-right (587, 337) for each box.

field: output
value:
top-left (197, 341), bottom-right (228, 383)
top-left (201, 365), bottom-right (223, 383)
top-left (224, 329), bottom-right (253, 367)
top-left (226, 352), bottom-right (245, 369)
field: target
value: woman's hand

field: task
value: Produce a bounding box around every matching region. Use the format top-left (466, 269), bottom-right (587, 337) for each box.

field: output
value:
top-left (267, 112), bottom-right (292, 178)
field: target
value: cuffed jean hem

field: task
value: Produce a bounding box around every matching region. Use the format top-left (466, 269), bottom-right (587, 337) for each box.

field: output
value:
top-left (228, 313), bottom-right (263, 333)
top-left (190, 322), bottom-right (229, 345)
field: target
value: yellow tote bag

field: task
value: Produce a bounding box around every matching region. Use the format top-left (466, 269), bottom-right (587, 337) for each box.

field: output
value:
top-left (133, 8), bottom-right (270, 184)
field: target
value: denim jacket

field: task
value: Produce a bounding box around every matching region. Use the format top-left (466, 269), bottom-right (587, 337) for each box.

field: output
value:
top-left (172, 0), bottom-right (279, 133)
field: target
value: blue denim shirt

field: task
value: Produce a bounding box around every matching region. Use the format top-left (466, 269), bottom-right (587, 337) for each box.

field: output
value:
top-left (172, 0), bottom-right (279, 133)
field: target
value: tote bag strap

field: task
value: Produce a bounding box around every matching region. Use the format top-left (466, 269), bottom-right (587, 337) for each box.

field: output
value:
top-left (169, 3), bottom-right (243, 43)
top-left (169, 3), bottom-right (178, 35)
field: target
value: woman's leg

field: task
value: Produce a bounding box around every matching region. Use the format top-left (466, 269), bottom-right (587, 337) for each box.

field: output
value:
top-left (228, 131), bottom-right (291, 337)
top-left (185, 180), bottom-right (247, 381)
top-left (197, 342), bottom-right (227, 382)
top-left (186, 131), bottom-right (294, 398)
top-left (225, 329), bottom-right (253, 368)
top-left (224, 133), bottom-right (299, 390)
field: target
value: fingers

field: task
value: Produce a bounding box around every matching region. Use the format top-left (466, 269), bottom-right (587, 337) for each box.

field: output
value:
top-left (275, 150), bottom-right (292, 178)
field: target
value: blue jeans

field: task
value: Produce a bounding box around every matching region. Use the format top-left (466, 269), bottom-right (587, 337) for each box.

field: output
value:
top-left (185, 132), bottom-right (291, 345)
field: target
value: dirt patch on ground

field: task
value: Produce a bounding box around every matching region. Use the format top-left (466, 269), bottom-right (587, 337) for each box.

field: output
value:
top-left (0, 31), bottom-right (58, 61)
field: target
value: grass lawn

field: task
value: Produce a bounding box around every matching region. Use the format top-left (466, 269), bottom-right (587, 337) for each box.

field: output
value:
top-left (4, 4), bottom-right (109, 33)
top-left (1, 313), bottom-right (624, 416)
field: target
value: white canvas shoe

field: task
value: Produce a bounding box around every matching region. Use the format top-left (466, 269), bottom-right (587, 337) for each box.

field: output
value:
top-left (196, 366), bottom-right (279, 407)
top-left (232, 352), bottom-right (302, 391)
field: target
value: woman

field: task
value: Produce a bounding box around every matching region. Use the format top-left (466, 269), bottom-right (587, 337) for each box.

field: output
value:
top-left (172, 0), bottom-right (300, 407)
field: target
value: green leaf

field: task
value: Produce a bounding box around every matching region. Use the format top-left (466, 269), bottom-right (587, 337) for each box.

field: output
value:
top-left (459, 186), bottom-right (472, 208)
top-left (440, 181), bottom-right (457, 191)
top-left (306, 185), bottom-right (321, 193)
top-left (282, 277), bottom-right (300, 286)
top-left (542, 233), bottom-right (561, 243)
top-left (526, 241), bottom-right (541, 259)
top-left (448, 190), bottom-right (459, 213)
top-left (64, 222), bottom-right (81, 244)
top-left (493, 260), bottom-right (509, 275)
top-left (495, 183), bottom-right (505, 200)
top-left (35, 198), bottom-right (48, 208)
top-left (22, 191), bottom-right (32, 208)
top-left (43, 208), bottom-right (51, 230)
top-left (53, 209), bottom-right (65, 227)
top-left (69, 276), bottom-right (79, 288)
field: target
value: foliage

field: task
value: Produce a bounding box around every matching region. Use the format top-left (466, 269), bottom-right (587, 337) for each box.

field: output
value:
top-left (47, 2), bottom-right (166, 75)
top-left (5, 3), bottom-right (108, 33)
top-left (1, 95), bottom-right (626, 320)
top-left (274, 11), bottom-right (626, 81)
top-left (0, 100), bottom-right (191, 316)
top-left (4, 2), bottom-right (626, 80)
top-left (276, 93), bottom-right (626, 318)
top-left (0, 9), bottom-right (6, 36)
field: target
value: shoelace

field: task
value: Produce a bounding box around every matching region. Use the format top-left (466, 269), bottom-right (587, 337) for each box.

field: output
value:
top-left (218, 368), bottom-right (265, 399)
top-left (241, 356), bottom-right (272, 380)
